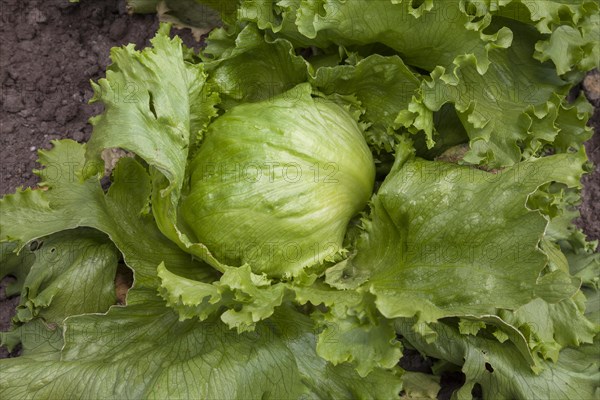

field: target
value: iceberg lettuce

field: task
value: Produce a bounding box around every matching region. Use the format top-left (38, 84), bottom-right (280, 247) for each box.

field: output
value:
top-left (1, 1), bottom-right (598, 398)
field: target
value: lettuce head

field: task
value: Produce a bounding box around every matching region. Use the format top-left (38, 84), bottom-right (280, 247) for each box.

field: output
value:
top-left (182, 85), bottom-right (375, 277)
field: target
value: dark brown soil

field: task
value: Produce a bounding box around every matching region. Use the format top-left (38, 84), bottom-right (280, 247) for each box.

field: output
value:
top-left (0, 0), bottom-right (598, 397)
top-left (0, 0), bottom-right (159, 192)
top-left (579, 74), bottom-right (600, 240)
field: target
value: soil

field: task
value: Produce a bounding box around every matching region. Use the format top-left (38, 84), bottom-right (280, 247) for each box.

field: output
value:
top-left (579, 71), bottom-right (600, 240)
top-left (0, 0), bottom-right (157, 191)
top-left (0, 0), bottom-right (598, 397)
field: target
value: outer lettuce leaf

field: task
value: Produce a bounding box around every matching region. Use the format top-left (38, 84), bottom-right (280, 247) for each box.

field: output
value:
top-left (227, 0), bottom-right (598, 75)
top-left (88, 24), bottom-right (216, 193)
top-left (497, 292), bottom-right (598, 364)
top-left (0, 242), bottom-right (34, 297)
top-left (157, 262), bottom-right (286, 332)
top-left (410, 104), bottom-right (470, 161)
top-left (544, 184), bottom-right (598, 258)
top-left (159, 264), bottom-right (402, 377)
top-left (313, 309), bottom-right (400, 378)
top-left (0, 319), bottom-right (63, 361)
top-left (0, 292), bottom-right (403, 399)
top-left (400, 371), bottom-right (440, 400)
top-left (196, 0), bottom-right (239, 25)
top-left (584, 286), bottom-right (600, 326)
top-left (235, 0), bottom-right (510, 74)
top-left (294, 282), bottom-right (402, 377)
top-left (535, 10), bottom-right (600, 75)
top-left (336, 139), bottom-right (586, 323)
top-left (126, 0), bottom-right (162, 13)
top-left (410, 17), bottom-right (578, 167)
top-left (504, 0), bottom-right (597, 32)
top-left (12, 229), bottom-right (119, 325)
top-left (393, 192), bottom-right (600, 398)
top-left (396, 317), bottom-right (600, 400)
top-left (453, 314), bottom-right (537, 369)
top-left (130, 0), bottom-right (221, 38)
top-left (202, 24), bottom-right (310, 109)
top-left (489, 166), bottom-right (599, 366)
top-left (542, 92), bottom-right (594, 154)
top-left (490, 0), bottom-right (600, 74)
top-left (311, 53), bottom-right (420, 152)
top-left (87, 23), bottom-right (223, 270)
top-left (0, 140), bottom-right (216, 298)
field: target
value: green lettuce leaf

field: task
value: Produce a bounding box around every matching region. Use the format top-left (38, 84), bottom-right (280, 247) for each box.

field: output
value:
top-left (202, 24), bottom-right (310, 109)
top-left (129, 0), bottom-right (221, 38)
top-left (0, 242), bottom-right (34, 297)
top-left (410, 16), bottom-right (577, 167)
top-left (400, 371), bottom-right (440, 400)
top-left (0, 140), bottom-right (216, 298)
top-left (12, 229), bottom-right (119, 325)
top-left (409, 105), bottom-right (470, 161)
top-left (311, 53), bottom-right (420, 152)
top-left (157, 262), bottom-right (286, 332)
top-left (397, 317), bottom-right (600, 400)
top-left (294, 282), bottom-right (402, 377)
top-left (87, 23), bottom-right (222, 270)
top-left (0, 292), bottom-right (403, 399)
top-left (336, 138), bottom-right (586, 323)
top-left (159, 262), bottom-right (403, 377)
top-left (196, 0), bottom-right (239, 25)
top-left (492, 0), bottom-right (600, 74)
top-left (235, 1), bottom-right (509, 73)
top-left (126, 0), bottom-right (161, 13)
top-left (0, 319), bottom-right (63, 361)
top-left (497, 292), bottom-right (598, 364)
top-left (535, 11), bottom-right (600, 76)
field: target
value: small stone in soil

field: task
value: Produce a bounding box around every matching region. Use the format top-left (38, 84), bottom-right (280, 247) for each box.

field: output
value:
top-left (27, 8), bottom-right (48, 24)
